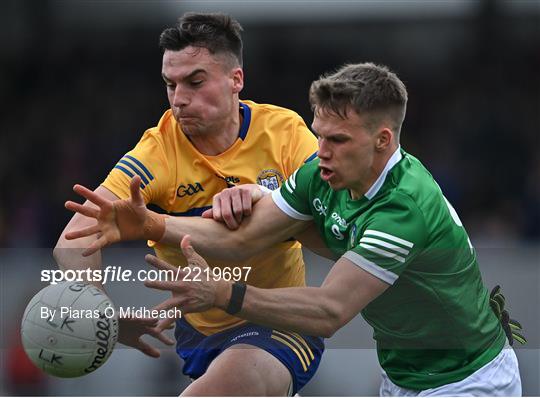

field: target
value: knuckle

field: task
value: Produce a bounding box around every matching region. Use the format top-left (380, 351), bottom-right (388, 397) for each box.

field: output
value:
top-left (223, 213), bottom-right (233, 223)
top-left (225, 220), bottom-right (238, 229)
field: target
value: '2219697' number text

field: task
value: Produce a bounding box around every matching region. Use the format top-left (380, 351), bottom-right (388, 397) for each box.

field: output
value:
top-left (182, 266), bottom-right (252, 282)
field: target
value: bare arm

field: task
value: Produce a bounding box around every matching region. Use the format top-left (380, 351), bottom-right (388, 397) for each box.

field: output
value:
top-left (147, 240), bottom-right (389, 338)
top-left (294, 224), bottom-right (339, 260)
top-left (216, 257), bottom-right (389, 337)
top-left (66, 176), bottom-right (311, 262)
top-left (161, 194), bottom-right (310, 261)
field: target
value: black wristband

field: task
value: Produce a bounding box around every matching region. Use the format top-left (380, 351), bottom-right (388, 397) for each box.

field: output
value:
top-left (225, 282), bottom-right (247, 315)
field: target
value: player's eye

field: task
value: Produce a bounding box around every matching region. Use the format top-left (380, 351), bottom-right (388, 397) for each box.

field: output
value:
top-left (190, 80), bottom-right (203, 87)
top-left (165, 83), bottom-right (176, 90)
top-left (330, 136), bottom-right (347, 143)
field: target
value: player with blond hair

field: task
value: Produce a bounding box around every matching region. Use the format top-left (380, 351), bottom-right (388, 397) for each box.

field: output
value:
top-left (67, 62), bottom-right (524, 396)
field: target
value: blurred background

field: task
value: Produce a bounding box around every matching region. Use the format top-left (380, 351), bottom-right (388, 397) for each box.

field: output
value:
top-left (0, 0), bottom-right (538, 395)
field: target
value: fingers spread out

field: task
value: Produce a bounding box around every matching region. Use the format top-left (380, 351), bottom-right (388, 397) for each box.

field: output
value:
top-left (136, 338), bottom-right (161, 358)
top-left (64, 224), bottom-right (101, 240)
top-left (151, 296), bottom-right (188, 313)
top-left (144, 279), bottom-right (181, 292)
top-left (81, 236), bottom-right (109, 257)
top-left (156, 317), bottom-right (176, 332)
top-left (145, 254), bottom-right (179, 273)
top-left (121, 316), bottom-right (159, 326)
top-left (65, 201), bottom-right (99, 219)
top-left (146, 327), bottom-right (175, 346)
top-left (73, 184), bottom-right (110, 209)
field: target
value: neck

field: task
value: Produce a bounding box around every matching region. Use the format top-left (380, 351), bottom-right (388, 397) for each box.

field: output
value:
top-left (189, 105), bottom-right (242, 156)
top-left (349, 145), bottom-right (399, 200)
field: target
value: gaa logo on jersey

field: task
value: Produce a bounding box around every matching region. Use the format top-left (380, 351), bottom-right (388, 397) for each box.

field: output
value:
top-left (256, 169), bottom-right (284, 191)
top-left (177, 182), bottom-right (204, 197)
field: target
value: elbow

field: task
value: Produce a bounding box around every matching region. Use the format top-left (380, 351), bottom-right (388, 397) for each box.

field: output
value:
top-left (319, 302), bottom-right (347, 338)
top-left (53, 237), bottom-right (65, 267)
top-left (319, 326), bottom-right (335, 339)
top-left (320, 318), bottom-right (342, 339)
top-left (52, 245), bottom-right (61, 262)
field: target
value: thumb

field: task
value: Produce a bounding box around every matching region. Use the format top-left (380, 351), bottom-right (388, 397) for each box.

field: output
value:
top-left (180, 235), bottom-right (208, 268)
top-left (251, 187), bottom-right (264, 203)
top-left (201, 208), bottom-right (214, 218)
top-left (129, 176), bottom-right (145, 206)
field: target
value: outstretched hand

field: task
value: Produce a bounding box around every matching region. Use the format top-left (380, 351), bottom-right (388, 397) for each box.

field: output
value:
top-left (145, 235), bottom-right (230, 323)
top-left (64, 176), bottom-right (150, 256)
top-left (118, 316), bottom-right (175, 358)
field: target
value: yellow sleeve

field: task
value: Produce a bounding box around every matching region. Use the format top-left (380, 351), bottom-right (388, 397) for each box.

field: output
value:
top-left (284, 113), bottom-right (318, 177)
top-left (101, 128), bottom-right (170, 203)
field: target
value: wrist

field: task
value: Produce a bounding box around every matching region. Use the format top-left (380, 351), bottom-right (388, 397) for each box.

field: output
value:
top-left (143, 211), bottom-right (166, 241)
top-left (215, 280), bottom-right (232, 310)
top-left (224, 282), bottom-right (247, 315)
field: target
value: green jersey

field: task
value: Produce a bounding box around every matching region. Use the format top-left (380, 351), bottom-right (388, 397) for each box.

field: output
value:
top-left (272, 148), bottom-right (505, 390)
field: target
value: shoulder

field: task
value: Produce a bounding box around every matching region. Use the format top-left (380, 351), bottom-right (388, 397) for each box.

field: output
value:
top-left (138, 109), bottom-right (177, 148)
top-left (365, 151), bottom-right (443, 236)
top-left (389, 151), bottom-right (442, 206)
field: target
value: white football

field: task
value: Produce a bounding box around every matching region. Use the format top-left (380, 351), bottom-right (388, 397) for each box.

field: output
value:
top-left (21, 281), bottom-right (119, 377)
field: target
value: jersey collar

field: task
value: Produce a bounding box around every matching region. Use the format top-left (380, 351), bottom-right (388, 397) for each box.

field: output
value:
top-left (238, 102), bottom-right (251, 140)
top-left (364, 146), bottom-right (402, 200)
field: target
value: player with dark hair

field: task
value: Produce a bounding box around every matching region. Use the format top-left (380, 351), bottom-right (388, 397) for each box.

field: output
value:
top-left (67, 62), bottom-right (524, 396)
top-left (55, 12), bottom-right (322, 396)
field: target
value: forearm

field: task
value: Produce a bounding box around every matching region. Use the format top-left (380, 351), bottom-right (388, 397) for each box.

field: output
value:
top-left (54, 232), bottom-right (104, 289)
top-left (160, 216), bottom-right (257, 261)
top-left (154, 195), bottom-right (305, 261)
top-left (215, 283), bottom-right (342, 338)
top-left (210, 259), bottom-right (385, 338)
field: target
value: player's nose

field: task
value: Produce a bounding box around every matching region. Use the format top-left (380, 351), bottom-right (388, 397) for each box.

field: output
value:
top-left (172, 87), bottom-right (190, 107)
top-left (317, 139), bottom-right (331, 160)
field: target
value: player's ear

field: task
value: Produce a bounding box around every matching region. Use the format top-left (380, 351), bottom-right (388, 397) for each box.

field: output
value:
top-left (231, 67), bottom-right (244, 94)
top-left (375, 128), bottom-right (393, 152)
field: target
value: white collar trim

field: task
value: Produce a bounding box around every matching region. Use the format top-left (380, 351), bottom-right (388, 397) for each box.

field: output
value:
top-left (364, 146), bottom-right (402, 200)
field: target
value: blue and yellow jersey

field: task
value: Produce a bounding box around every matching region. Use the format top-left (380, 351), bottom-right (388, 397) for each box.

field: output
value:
top-left (102, 100), bottom-right (318, 335)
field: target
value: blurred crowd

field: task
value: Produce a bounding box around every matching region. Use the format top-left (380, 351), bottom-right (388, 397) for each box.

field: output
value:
top-left (1, 1), bottom-right (539, 248)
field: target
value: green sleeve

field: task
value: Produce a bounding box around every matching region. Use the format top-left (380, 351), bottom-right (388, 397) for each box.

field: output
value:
top-left (271, 160), bottom-right (319, 220)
